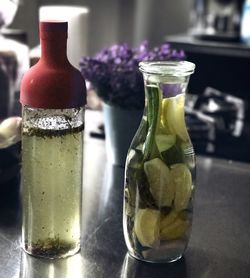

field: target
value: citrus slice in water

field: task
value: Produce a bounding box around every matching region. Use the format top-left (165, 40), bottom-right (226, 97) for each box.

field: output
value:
top-left (161, 98), bottom-right (169, 129)
top-left (134, 208), bottom-right (160, 247)
top-left (160, 216), bottom-right (188, 240)
top-left (160, 209), bottom-right (179, 228)
top-left (144, 158), bottom-right (174, 207)
top-left (166, 94), bottom-right (189, 142)
top-left (170, 163), bottom-right (192, 211)
top-left (155, 134), bottom-right (176, 153)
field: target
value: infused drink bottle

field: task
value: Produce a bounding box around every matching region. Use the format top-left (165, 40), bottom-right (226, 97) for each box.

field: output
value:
top-left (20, 21), bottom-right (86, 259)
top-left (123, 61), bottom-right (196, 263)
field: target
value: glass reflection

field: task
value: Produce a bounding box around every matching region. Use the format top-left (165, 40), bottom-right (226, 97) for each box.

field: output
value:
top-left (120, 253), bottom-right (187, 278)
top-left (97, 163), bottom-right (125, 218)
top-left (20, 252), bottom-right (84, 278)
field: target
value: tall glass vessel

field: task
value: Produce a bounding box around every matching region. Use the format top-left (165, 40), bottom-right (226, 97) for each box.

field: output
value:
top-left (123, 61), bottom-right (196, 263)
top-left (20, 21), bottom-right (86, 259)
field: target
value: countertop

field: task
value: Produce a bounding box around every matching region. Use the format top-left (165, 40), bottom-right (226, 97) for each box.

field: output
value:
top-left (165, 34), bottom-right (250, 58)
top-left (0, 116), bottom-right (250, 278)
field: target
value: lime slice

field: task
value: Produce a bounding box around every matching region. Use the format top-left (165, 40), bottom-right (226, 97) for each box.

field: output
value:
top-left (160, 209), bottom-right (179, 228)
top-left (144, 158), bottom-right (174, 207)
top-left (155, 134), bottom-right (176, 153)
top-left (170, 163), bottom-right (192, 211)
top-left (160, 217), bottom-right (188, 240)
top-left (134, 208), bottom-right (160, 247)
top-left (166, 94), bottom-right (189, 142)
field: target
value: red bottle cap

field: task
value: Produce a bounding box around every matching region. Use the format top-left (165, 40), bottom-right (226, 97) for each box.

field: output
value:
top-left (40, 21), bottom-right (68, 40)
top-left (20, 21), bottom-right (86, 109)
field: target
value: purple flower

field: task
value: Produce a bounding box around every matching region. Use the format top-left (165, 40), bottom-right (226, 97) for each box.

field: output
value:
top-left (79, 41), bottom-right (185, 109)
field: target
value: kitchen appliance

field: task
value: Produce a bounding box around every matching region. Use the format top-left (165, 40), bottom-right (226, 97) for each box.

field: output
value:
top-left (190, 0), bottom-right (244, 41)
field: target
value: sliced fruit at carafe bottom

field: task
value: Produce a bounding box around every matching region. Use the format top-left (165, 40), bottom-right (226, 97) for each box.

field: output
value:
top-left (170, 163), bottom-right (192, 211)
top-left (155, 134), bottom-right (176, 153)
top-left (160, 216), bottom-right (189, 240)
top-left (160, 209), bottom-right (179, 228)
top-left (144, 158), bottom-right (174, 207)
top-left (134, 208), bottom-right (160, 248)
top-left (165, 94), bottom-right (189, 142)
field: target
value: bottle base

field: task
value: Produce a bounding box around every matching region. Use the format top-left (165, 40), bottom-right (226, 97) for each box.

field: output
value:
top-left (128, 251), bottom-right (183, 264)
top-left (22, 242), bottom-right (81, 259)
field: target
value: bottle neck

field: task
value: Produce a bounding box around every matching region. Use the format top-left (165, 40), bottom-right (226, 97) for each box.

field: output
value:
top-left (143, 73), bottom-right (189, 99)
top-left (40, 38), bottom-right (68, 66)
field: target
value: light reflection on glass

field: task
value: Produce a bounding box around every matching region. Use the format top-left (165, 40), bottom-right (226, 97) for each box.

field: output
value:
top-left (20, 252), bottom-right (84, 278)
top-left (120, 253), bottom-right (138, 278)
top-left (97, 164), bottom-right (125, 219)
top-left (120, 252), bottom-right (187, 278)
top-left (98, 163), bottom-right (114, 214)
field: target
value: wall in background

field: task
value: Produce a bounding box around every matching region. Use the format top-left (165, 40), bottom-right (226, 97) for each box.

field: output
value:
top-left (134, 0), bottom-right (192, 47)
top-left (11, 0), bottom-right (192, 54)
top-left (38, 0), bottom-right (134, 54)
top-left (10, 0), bottom-right (39, 47)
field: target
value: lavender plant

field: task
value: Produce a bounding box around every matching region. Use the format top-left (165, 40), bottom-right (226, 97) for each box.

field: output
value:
top-left (80, 41), bottom-right (185, 109)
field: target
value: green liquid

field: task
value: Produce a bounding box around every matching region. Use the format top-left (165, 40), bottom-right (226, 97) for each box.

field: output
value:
top-left (22, 128), bottom-right (83, 258)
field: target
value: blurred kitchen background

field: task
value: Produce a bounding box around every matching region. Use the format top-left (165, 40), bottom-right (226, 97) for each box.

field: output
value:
top-left (1, 0), bottom-right (250, 167)
top-left (10, 0), bottom-right (193, 53)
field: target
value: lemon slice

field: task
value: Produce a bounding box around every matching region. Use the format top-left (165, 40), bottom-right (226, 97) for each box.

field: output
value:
top-left (134, 208), bottom-right (160, 247)
top-left (158, 121), bottom-right (169, 135)
top-left (144, 158), bottom-right (174, 207)
top-left (160, 209), bottom-right (179, 228)
top-left (166, 94), bottom-right (189, 142)
top-left (161, 98), bottom-right (170, 130)
top-left (155, 134), bottom-right (176, 153)
top-left (170, 163), bottom-right (192, 211)
top-left (160, 217), bottom-right (188, 240)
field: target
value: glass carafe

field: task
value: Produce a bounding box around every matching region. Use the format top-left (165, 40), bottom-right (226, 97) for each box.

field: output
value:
top-left (123, 61), bottom-right (196, 263)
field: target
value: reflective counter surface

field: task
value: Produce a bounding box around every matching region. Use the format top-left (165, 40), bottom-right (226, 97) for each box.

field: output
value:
top-left (0, 119), bottom-right (250, 278)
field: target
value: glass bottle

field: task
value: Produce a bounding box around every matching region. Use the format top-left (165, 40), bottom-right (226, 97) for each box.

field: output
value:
top-left (20, 21), bottom-right (86, 259)
top-left (123, 61), bottom-right (196, 263)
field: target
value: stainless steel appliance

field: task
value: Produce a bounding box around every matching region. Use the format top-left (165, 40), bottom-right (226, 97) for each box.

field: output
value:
top-left (190, 0), bottom-right (244, 41)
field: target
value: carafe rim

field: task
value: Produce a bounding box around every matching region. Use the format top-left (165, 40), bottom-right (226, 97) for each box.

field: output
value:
top-left (139, 61), bottom-right (195, 76)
